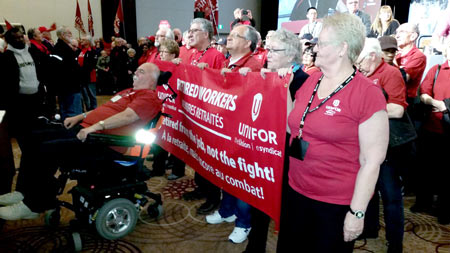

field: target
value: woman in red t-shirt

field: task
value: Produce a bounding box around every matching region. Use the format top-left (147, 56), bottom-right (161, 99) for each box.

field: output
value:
top-left (277, 13), bottom-right (388, 252)
top-left (413, 39), bottom-right (450, 225)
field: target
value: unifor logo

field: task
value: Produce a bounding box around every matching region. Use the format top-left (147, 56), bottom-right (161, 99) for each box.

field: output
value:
top-left (333, 99), bottom-right (340, 107)
top-left (252, 93), bottom-right (262, 122)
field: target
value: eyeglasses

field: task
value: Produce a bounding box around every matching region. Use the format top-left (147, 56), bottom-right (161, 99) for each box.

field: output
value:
top-left (159, 50), bottom-right (171, 54)
top-left (188, 28), bottom-right (203, 34)
top-left (266, 48), bottom-right (286, 54)
top-left (228, 33), bottom-right (246, 40)
top-left (355, 56), bottom-right (367, 69)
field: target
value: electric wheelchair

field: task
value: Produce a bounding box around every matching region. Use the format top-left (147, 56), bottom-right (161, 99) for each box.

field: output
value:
top-left (44, 71), bottom-right (176, 250)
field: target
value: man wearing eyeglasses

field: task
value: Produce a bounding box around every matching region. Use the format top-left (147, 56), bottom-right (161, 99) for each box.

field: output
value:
top-left (147, 27), bottom-right (175, 63)
top-left (179, 18), bottom-right (225, 215)
top-left (221, 25), bottom-right (263, 75)
top-left (174, 18), bottom-right (225, 70)
top-left (394, 23), bottom-right (426, 105)
top-left (346, 0), bottom-right (371, 36)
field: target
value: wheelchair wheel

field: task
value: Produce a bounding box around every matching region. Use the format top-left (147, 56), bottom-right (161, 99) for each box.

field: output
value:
top-left (44, 209), bottom-right (60, 227)
top-left (72, 232), bottom-right (82, 252)
top-left (147, 203), bottom-right (163, 220)
top-left (95, 198), bottom-right (138, 240)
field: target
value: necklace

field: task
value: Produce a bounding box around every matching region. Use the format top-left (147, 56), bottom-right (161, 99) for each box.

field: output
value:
top-left (191, 45), bottom-right (211, 65)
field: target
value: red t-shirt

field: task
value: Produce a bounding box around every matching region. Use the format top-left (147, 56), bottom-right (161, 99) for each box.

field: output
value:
top-left (252, 47), bottom-right (267, 67)
top-left (222, 51), bottom-right (263, 72)
top-left (368, 60), bottom-right (408, 109)
top-left (395, 45), bottom-right (427, 98)
top-left (287, 71), bottom-right (386, 205)
top-left (420, 61), bottom-right (450, 134)
top-left (81, 88), bottom-right (162, 139)
top-left (179, 46), bottom-right (194, 64)
top-left (146, 47), bottom-right (160, 63)
top-left (188, 47), bottom-right (226, 70)
top-left (302, 65), bottom-right (321, 75)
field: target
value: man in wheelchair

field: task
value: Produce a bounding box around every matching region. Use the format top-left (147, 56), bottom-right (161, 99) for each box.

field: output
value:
top-left (0, 62), bottom-right (162, 221)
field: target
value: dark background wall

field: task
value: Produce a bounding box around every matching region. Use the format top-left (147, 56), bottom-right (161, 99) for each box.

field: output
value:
top-left (101, 0), bottom-right (137, 46)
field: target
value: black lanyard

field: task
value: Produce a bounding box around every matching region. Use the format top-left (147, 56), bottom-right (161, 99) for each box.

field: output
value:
top-left (297, 68), bottom-right (356, 138)
top-left (191, 45), bottom-right (211, 65)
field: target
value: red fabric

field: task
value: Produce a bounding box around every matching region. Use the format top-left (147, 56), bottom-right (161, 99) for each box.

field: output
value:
top-left (287, 71), bottom-right (386, 205)
top-left (154, 61), bottom-right (289, 229)
top-left (78, 47), bottom-right (89, 67)
top-left (75, 0), bottom-right (86, 34)
top-left (138, 50), bottom-right (151, 66)
top-left (302, 65), bottom-right (321, 75)
top-left (395, 46), bottom-right (427, 98)
top-left (420, 61), bottom-right (450, 134)
top-left (222, 51), bottom-right (263, 72)
top-left (81, 88), bottom-right (162, 138)
top-left (179, 46), bottom-right (194, 64)
top-left (146, 49), bottom-right (161, 63)
top-left (4, 19), bottom-right (13, 30)
top-left (29, 39), bottom-right (49, 55)
top-left (252, 47), bottom-right (268, 67)
top-left (194, 0), bottom-right (219, 34)
top-left (368, 60), bottom-right (408, 109)
top-left (188, 47), bottom-right (225, 69)
top-left (87, 0), bottom-right (94, 36)
top-left (114, 0), bottom-right (124, 36)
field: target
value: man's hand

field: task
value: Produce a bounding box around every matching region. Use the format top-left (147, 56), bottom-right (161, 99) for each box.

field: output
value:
top-left (238, 67), bottom-right (251, 76)
top-left (64, 115), bottom-right (82, 129)
top-left (343, 212), bottom-right (364, 242)
top-left (172, 58), bottom-right (182, 65)
top-left (197, 62), bottom-right (209, 69)
top-left (221, 68), bottom-right (232, 75)
top-left (260, 68), bottom-right (272, 79)
top-left (277, 67), bottom-right (292, 78)
top-left (76, 125), bottom-right (97, 142)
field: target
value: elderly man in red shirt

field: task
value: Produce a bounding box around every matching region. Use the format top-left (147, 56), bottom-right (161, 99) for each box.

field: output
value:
top-left (356, 38), bottom-right (409, 253)
top-left (394, 23), bottom-right (427, 105)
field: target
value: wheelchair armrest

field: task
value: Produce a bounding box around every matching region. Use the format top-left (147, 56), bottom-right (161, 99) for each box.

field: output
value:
top-left (86, 133), bottom-right (138, 147)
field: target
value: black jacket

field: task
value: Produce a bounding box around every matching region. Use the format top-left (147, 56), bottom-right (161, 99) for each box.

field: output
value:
top-left (49, 39), bottom-right (81, 95)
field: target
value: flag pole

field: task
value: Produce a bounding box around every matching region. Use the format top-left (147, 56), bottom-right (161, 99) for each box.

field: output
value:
top-left (120, 0), bottom-right (126, 40)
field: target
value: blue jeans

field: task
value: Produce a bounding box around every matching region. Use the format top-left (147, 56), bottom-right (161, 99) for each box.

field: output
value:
top-left (219, 191), bottom-right (251, 228)
top-left (379, 158), bottom-right (404, 252)
top-left (81, 83), bottom-right (97, 111)
top-left (59, 92), bottom-right (82, 120)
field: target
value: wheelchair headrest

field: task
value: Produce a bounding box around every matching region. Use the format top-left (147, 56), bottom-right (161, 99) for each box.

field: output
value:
top-left (157, 71), bottom-right (172, 86)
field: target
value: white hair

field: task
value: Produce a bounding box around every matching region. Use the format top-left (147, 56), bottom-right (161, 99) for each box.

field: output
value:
top-left (359, 38), bottom-right (383, 60)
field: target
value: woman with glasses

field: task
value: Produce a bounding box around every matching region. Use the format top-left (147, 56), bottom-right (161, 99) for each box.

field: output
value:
top-left (276, 13), bottom-right (388, 252)
top-left (368, 5), bottom-right (400, 38)
top-left (302, 45), bottom-right (320, 75)
top-left (244, 28), bottom-right (309, 253)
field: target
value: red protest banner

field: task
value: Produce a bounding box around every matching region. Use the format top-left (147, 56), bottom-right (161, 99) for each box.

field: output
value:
top-left (154, 61), bottom-right (289, 228)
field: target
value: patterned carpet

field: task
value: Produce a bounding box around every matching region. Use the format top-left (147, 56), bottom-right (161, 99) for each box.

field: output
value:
top-left (1, 96), bottom-right (449, 252)
top-left (1, 161), bottom-right (449, 253)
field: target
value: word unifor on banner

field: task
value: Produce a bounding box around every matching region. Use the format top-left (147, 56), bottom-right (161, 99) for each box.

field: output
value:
top-left (153, 61), bottom-right (289, 229)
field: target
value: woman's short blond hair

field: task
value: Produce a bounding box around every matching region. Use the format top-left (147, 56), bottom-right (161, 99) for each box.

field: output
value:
top-left (270, 28), bottom-right (302, 65)
top-left (160, 39), bottom-right (180, 57)
top-left (322, 13), bottom-right (366, 64)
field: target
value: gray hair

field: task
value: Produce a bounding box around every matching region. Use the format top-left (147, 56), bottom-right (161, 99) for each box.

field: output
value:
top-left (81, 35), bottom-right (93, 46)
top-left (322, 13), bottom-right (366, 64)
top-left (191, 18), bottom-right (214, 41)
top-left (127, 48), bottom-right (136, 55)
top-left (56, 26), bottom-right (70, 39)
top-left (270, 28), bottom-right (302, 65)
top-left (234, 24), bottom-right (259, 52)
top-left (359, 38), bottom-right (383, 60)
top-left (158, 27), bottom-right (175, 40)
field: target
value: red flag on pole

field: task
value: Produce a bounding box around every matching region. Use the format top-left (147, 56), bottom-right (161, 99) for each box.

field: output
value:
top-left (114, 0), bottom-right (124, 36)
top-left (4, 18), bottom-right (13, 30)
top-left (75, 0), bottom-right (86, 34)
top-left (87, 0), bottom-right (94, 36)
top-left (194, 0), bottom-right (219, 34)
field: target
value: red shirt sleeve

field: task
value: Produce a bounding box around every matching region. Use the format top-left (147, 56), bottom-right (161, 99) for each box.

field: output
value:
top-left (420, 64), bottom-right (439, 96)
top-left (127, 90), bottom-right (162, 122)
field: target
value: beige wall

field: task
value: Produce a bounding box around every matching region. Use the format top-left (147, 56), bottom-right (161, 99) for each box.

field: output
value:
top-left (0, 0), bottom-right (102, 40)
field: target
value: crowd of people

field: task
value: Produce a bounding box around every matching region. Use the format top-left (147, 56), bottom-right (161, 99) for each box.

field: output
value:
top-left (0, 1), bottom-right (449, 252)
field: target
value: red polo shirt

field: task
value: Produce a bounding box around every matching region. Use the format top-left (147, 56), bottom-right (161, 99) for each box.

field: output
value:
top-left (420, 61), bottom-right (450, 134)
top-left (395, 45), bottom-right (426, 98)
top-left (179, 45), bottom-right (194, 64)
top-left (222, 51), bottom-right (263, 72)
top-left (146, 47), bottom-right (160, 63)
top-left (252, 47), bottom-right (267, 67)
top-left (188, 47), bottom-right (226, 70)
top-left (368, 60), bottom-right (408, 109)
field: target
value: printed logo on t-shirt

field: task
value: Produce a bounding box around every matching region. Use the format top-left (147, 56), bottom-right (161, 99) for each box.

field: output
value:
top-left (325, 99), bottom-right (341, 116)
top-left (252, 93), bottom-right (262, 121)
